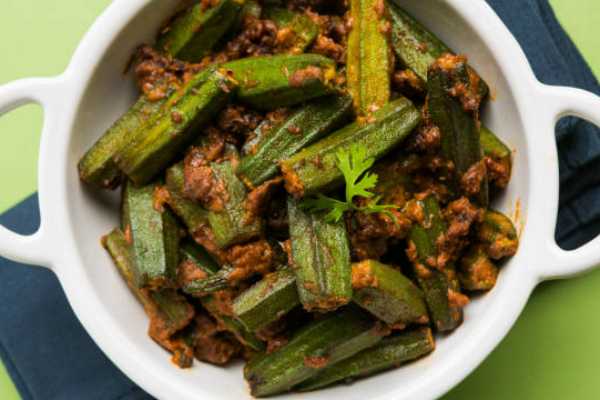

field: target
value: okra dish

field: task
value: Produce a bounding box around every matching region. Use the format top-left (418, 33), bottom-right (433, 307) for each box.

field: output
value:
top-left (79, 0), bottom-right (519, 396)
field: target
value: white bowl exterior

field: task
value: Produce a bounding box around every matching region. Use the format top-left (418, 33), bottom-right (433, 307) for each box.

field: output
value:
top-left (5, 0), bottom-right (591, 399)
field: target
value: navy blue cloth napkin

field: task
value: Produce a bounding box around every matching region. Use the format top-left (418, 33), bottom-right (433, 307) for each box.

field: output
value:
top-left (1, 1), bottom-right (599, 399)
top-left (0, 195), bottom-right (152, 400)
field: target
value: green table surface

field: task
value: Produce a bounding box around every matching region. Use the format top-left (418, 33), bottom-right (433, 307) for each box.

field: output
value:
top-left (1, 1), bottom-right (599, 399)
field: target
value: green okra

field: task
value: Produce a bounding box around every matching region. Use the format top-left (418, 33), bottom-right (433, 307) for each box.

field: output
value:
top-left (165, 163), bottom-right (209, 235)
top-left (149, 290), bottom-right (195, 335)
top-left (179, 240), bottom-right (220, 276)
top-left (244, 307), bottom-right (385, 397)
top-left (182, 238), bottom-right (289, 295)
top-left (237, 95), bottom-right (354, 187)
top-left (480, 125), bottom-right (513, 187)
top-left (156, 0), bottom-right (244, 62)
top-left (481, 126), bottom-right (511, 164)
top-left (288, 198), bottom-right (352, 312)
top-left (428, 61), bottom-right (489, 206)
top-left (281, 97), bottom-right (420, 198)
top-left (78, 95), bottom-right (166, 189)
top-left (233, 269), bottom-right (299, 332)
top-left (182, 264), bottom-right (235, 296)
top-left (347, 0), bottom-right (391, 115)
top-left (203, 295), bottom-right (265, 351)
top-left (477, 210), bottom-right (519, 260)
top-left (79, 67), bottom-right (217, 189)
top-left (223, 54), bottom-right (337, 110)
top-left (103, 228), bottom-right (143, 297)
top-left (207, 157), bottom-right (264, 248)
top-left (103, 229), bottom-right (194, 340)
top-left (458, 245), bottom-right (499, 292)
top-left (352, 260), bottom-right (428, 326)
top-left (122, 181), bottom-right (181, 288)
top-left (233, 260), bottom-right (428, 332)
top-left (169, 335), bottom-right (195, 369)
top-left (389, 0), bottom-right (508, 179)
top-left (297, 327), bottom-right (435, 391)
top-left (263, 6), bottom-right (319, 53)
top-left (387, 0), bottom-right (489, 100)
top-left (116, 70), bottom-right (237, 185)
top-left (179, 243), bottom-right (264, 351)
top-left (241, 119), bottom-right (274, 156)
top-left (408, 195), bottom-right (462, 332)
top-left (387, 1), bottom-right (450, 83)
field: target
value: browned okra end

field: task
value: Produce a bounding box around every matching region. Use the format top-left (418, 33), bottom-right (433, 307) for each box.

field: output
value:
top-left (458, 245), bottom-right (498, 292)
top-left (301, 289), bottom-right (352, 313)
top-left (169, 338), bottom-right (195, 369)
top-left (280, 162), bottom-right (305, 199)
top-left (351, 261), bottom-right (379, 290)
top-left (430, 53), bottom-right (485, 115)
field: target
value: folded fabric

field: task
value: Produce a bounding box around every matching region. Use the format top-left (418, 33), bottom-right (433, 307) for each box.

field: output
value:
top-left (0, 195), bottom-right (153, 400)
top-left (1, 0), bottom-right (599, 399)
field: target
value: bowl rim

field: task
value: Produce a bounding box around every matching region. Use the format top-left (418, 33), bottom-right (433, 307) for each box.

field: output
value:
top-left (3, 0), bottom-right (599, 399)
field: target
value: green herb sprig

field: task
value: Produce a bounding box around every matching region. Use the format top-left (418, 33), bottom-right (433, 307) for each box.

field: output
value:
top-left (300, 144), bottom-right (398, 223)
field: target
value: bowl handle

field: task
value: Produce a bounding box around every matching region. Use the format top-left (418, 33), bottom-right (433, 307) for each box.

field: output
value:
top-left (0, 78), bottom-right (60, 269)
top-left (535, 84), bottom-right (600, 280)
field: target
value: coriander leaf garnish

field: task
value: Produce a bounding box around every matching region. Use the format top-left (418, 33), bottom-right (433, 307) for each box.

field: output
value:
top-left (300, 144), bottom-right (399, 223)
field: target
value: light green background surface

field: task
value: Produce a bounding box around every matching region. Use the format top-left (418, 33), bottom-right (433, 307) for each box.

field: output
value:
top-left (0, 1), bottom-right (599, 399)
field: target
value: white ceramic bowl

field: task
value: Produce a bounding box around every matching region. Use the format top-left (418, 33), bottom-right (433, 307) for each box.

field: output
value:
top-left (2, 1), bottom-right (600, 399)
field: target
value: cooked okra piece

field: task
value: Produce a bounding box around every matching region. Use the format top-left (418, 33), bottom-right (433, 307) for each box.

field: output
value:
top-left (203, 295), bottom-right (265, 351)
top-left (116, 70), bottom-right (237, 185)
top-left (244, 307), bottom-right (385, 397)
top-left (207, 158), bottom-right (264, 248)
top-left (168, 334), bottom-right (195, 369)
top-left (148, 290), bottom-right (196, 342)
top-left (408, 195), bottom-right (463, 332)
top-left (237, 95), bottom-right (354, 187)
top-left (388, 2), bottom-right (508, 184)
top-left (103, 229), bottom-right (194, 345)
top-left (297, 327), bottom-right (435, 391)
top-left (351, 260), bottom-right (428, 326)
top-left (156, 0), bottom-right (243, 62)
top-left (458, 245), bottom-right (499, 292)
top-left (347, 0), bottom-right (391, 115)
top-left (223, 54), bottom-right (337, 110)
top-left (79, 67), bottom-right (216, 189)
top-left (387, 1), bottom-right (450, 83)
top-left (182, 264), bottom-right (235, 296)
top-left (481, 126), bottom-right (512, 166)
top-left (179, 242), bottom-right (265, 351)
top-left (387, 0), bottom-right (489, 100)
top-left (480, 126), bottom-right (513, 188)
top-left (78, 95), bottom-right (166, 189)
top-left (263, 6), bottom-right (319, 53)
top-left (477, 210), bottom-right (519, 260)
top-left (179, 240), bottom-right (220, 276)
top-left (122, 181), bottom-right (181, 288)
top-left (103, 228), bottom-right (145, 297)
top-left (428, 58), bottom-right (489, 206)
top-left (281, 97), bottom-right (420, 198)
top-left (233, 260), bottom-right (428, 331)
top-left (233, 269), bottom-right (299, 332)
top-left (288, 198), bottom-right (352, 312)
top-left (165, 163), bottom-right (209, 235)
